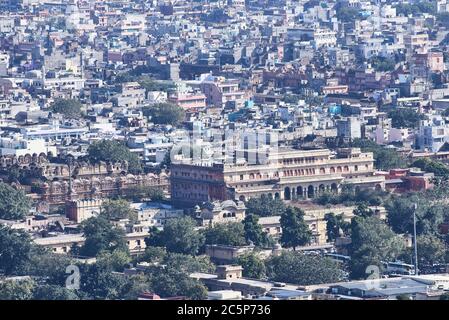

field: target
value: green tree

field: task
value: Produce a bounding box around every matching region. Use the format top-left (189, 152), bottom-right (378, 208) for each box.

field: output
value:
top-left (417, 235), bottom-right (446, 266)
top-left (353, 203), bottom-right (375, 218)
top-left (388, 109), bottom-right (425, 129)
top-left (315, 191), bottom-right (340, 205)
top-left (0, 278), bottom-right (35, 300)
top-left (138, 78), bottom-right (176, 93)
top-left (121, 274), bottom-right (153, 300)
top-left (236, 253), bottom-right (266, 279)
top-left (162, 252), bottom-right (215, 274)
top-left (143, 103), bottom-right (185, 126)
top-left (124, 186), bottom-right (165, 202)
top-left (385, 195), bottom-right (419, 234)
top-left (50, 98), bottom-right (83, 118)
top-left (369, 56), bottom-right (396, 72)
top-left (324, 213), bottom-right (350, 242)
top-left (336, 6), bottom-right (359, 23)
top-left (79, 216), bottom-right (128, 257)
top-left (147, 267), bottom-right (207, 299)
top-left (87, 140), bottom-right (142, 173)
top-left (79, 263), bottom-right (130, 300)
top-left (243, 214), bottom-right (274, 247)
top-left (283, 94), bottom-right (300, 104)
top-left (96, 249), bottom-right (132, 272)
top-left (136, 246), bottom-right (167, 264)
top-left (0, 182), bottom-right (32, 220)
top-left (140, 252), bottom-right (212, 299)
top-left (386, 193), bottom-right (449, 237)
top-left (0, 226), bottom-right (35, 275)
top-left (28, 251), bottom-right (74, 286)
top-left (266, 251), bottom-right (346, 285)
top-left (245, 194), bottom-right (286, 217)
top-left (350, 216), bottom-right (405, 279)
top-left (32, 285), bottom-right (80, 300)
top-left (280, 207), bottom-right (312, 250)
top-left (101, 199), bottom-right (137, 222)
top-left (148, 216), bottom-right (204, 255)
top-left (350, 138), bottom-right (407, 170)
top-left (203, 222), bottom-right (247, 247)
top-left (395, 2), bottom-right (436, 16)
top-left (411, 158), bottom-right (449, 177)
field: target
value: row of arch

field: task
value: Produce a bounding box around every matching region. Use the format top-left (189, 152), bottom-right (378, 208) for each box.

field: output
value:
top-left (238, 183), bottom-right (339, 202)
top-left (283, 183), bottom-right (339, 200)
top-left (222, 212), bottom-right (237, 218)
top-left (244, 165), bottom-right (364, 181)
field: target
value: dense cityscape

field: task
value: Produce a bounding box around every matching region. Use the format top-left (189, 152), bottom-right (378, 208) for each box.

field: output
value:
top-left (1, 0), bottom-right (449, 303)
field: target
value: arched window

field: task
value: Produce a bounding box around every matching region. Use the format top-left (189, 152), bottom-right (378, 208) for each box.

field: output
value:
top-left (284, 187), bottom-right (291, 200)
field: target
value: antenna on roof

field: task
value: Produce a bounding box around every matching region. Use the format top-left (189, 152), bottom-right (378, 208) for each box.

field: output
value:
top-left (413, 203), bottom-right (419, 276)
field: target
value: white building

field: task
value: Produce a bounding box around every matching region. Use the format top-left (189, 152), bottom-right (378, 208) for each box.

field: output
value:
top-left (116, 14), bottom-right (146, 36)
top-left (114, 82), bottom-right (146, 108)
top-left (20, 122), bottom-right (88, 141)
top-left (437, 0), bottom-right (449, 13)
top-left (0, 135), bottom-right (57, 156)
top-left (337, 117), bottom-right (362, 140)
top-left (208, 290), bottom-right (243, 300)
top-left (0, 52), bottom-right (9, 76)
top-left (416, 116), bottom-right (449, 152)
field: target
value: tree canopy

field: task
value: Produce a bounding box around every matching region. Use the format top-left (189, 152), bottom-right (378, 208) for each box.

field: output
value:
top-left (369, 56), bottom-right (396, 72)
top-left (236, 253), bottom-right (266, 279)
top-left (387, 109), bottom-right (425, 129)
top-left (0, 278), bottom-right (36, 300)
top-left (0, 182), bottom-right (32, 220)
top-left (87, 140), bottom-right (141, 173)
top-left (79, 215), bottom-right (128, 257)
top-left (412, 235), bottom-right (446, 267)
top-left (245, 194), bottom-right (287, 217)
top-left (50, 98), bottom-right (83, 118)
top-left (411, 158), bottom-right (449, 177)
top-left (147, 216), bottom-right (204, 255)
top-left (100, 199), bottom-right (137, 222)
top-left (203, 222), bottom-right (247, 247)
top-left (243, 214), bottom-right (274, 247)
top-left (385, 187), bottom-right (449, 237)
top-left (350, 216), bottom-right (405, 279)
top-left (315, 187), bottom-right (386, 207)
top-left (123, 185), bottom-right (165, 202)
top-left (280, 207), bottom-right (312, 250)
top-left (325, 213), bottom-right (351, 242)
top-left (336, 6), bottom-right (359, 23)
top-left (266, 251), bottom-right (346, 285)
top-left (350, 138), bottom-right (407, 170)
top-left (395, 2), bottom-right (436, 16)
top-left (0, 225), bottom-right (35, 275)
top-left (143, 102), bottom-right (185, 126)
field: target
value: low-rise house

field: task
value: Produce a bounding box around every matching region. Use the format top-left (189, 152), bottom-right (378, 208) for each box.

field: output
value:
top-left (33, 231), bottom-right (149, 255)
top-left (195, 200), bottom-right (246, 226)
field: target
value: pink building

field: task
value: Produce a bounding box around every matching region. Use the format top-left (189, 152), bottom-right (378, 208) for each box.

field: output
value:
top-left (199, 75), bottom-right (246, 108)
top-left (428, 52), bottom-right (444, 73)
top-left (168, 92), bottom-right (207, 111)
